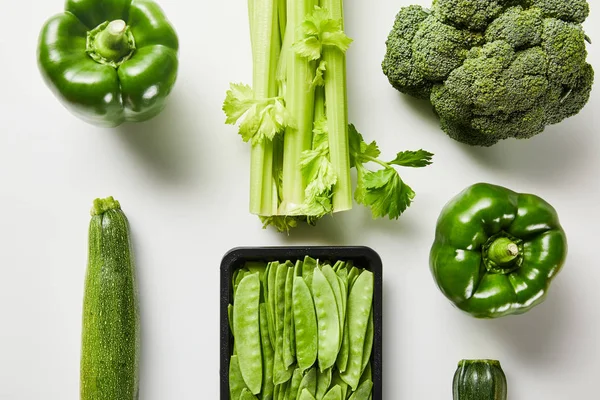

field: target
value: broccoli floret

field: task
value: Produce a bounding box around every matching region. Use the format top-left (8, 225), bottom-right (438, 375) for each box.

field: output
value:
top-left (544, 63), bottom-right (594, 125)
top-left (533, 0), bottom-right (590, 23)
top-left (542, 18), bottom-right (589, 87)
top-left (382, 5), bottom-right (433, 99)
top-left (432, 0), bottom-right (509, 31)
top-left (382, 0), bottom-right (593, 146)
top-left (485, 6), bottom-right (544, 48)
top-left (412, 15), bottom-right (483, 81)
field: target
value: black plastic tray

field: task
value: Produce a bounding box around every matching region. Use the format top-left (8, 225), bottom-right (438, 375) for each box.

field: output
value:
top-left (220, 246), bottom-right (383, 400)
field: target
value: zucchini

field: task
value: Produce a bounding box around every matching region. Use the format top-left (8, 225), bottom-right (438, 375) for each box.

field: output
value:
top-left (453, 360), bottom-right (507, 400)
top-left (80, 197), bottom-right (140, 400)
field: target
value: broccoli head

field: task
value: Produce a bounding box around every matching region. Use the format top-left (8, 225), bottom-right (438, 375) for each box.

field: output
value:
top-left (382, 0), bottom-right (594, 146)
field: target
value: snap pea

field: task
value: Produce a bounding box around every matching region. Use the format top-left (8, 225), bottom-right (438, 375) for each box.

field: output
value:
top-left (361, 311), bottom-right (374, 373)
top-left (283, 267), bottom-right (295, 367)
top-left (359, 362), bottom-right (372, 386)
top-left (293, 276), bottom-right (318, 371)
top-left (240, 388), bottom-right (259, 399)
top-left (294, 260), bottom-right (303, 277)
top-left (316, 367), bottom-right (332, 399)
top-left (336, 269), bottom-right (348, 323)
top-left (274, 262), bottom-right (292, 384)
top-left (302, 256), bottom-right (317, 292)
top-left (331, 369), bottom-right (348, 399)
top-left (321, 264), bottom-right (345, 348)
top-left (291, 261), bottom-right (302, 356)
top-left (233, 273), bottom-right (263, 394)
top-left (298, 388), bottom-right (317, 400)
top-left (285, 368), bottom-right (303, 400)
top-left (264, 263), bottom-right (275, 349)
top-left (229, 355), bottom-right (247, 400)
top-left (347, 267), bottom-right (360, 290)
top-left (228, 304), bottom-right (234, 335)
top-left (322, 385), bottom-right (342, 400)
top-left (340, 271), bottom-right (374, 391)
top-left (335, 323), bottom-right (349, 373)
top-left (332, 260), bottom-right (345, 272)
top-left (245, 261), bottom-right (267, 277)
top-left (335, 269), bottom-right (350, 372)
top-left (277, 380), bottom-right (288, 400)
top-left (260, 304), bottom-right (275, 398)
top-left (297, 367), bottom-right (317, 398)
top-left (233, 268), bottom-right (248, 296)
top-left (267, 262), bottom-right (279, 350)
top-left (347, 379), bottom-right (373, 400)
top-left (312, 267), bottom-right (340, 371)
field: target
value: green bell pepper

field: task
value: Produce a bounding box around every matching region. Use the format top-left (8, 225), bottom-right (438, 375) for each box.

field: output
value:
top-left (430, 183), bottom-right (567, 318)
top-left (38, 0), bottom-right (179, 127)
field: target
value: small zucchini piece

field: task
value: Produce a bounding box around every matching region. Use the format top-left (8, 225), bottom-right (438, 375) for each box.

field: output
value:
top-left (453, 359), bottom-right (507, 400)
top-left (80, 197), bottom-right (140, 400)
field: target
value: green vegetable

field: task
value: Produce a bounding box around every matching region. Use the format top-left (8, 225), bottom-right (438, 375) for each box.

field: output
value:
top-left (230, 356), bottom-right (247, 400)
top-left (223, 0), bottom-right (432, 231)
top-left (229, 259), bottom-right (375, 399)
top-left (312, 267), bottom-right (340, 371)
top-left (382, 0), bottom-right (593, 146)
top-left (293, 277), bottom-right (318, 371)
top-left (259, 304), bottom-right (275, 397)
top-left (340, 270), bottom-right (373, 390)
top-left (299, 388), bottom-right (317, 400)
top-left (38, 0), bottom-right (179, 127)
top-left (430, 183), bottom-right (567, 318)
top-left (81, 197), bottom-right (139, 400)
top-left (233, 273), bottom-right (263, 394)
top-left (453, 360), bottom-right (507, 400)
top-left (347, 379), bottom-right (373, 400)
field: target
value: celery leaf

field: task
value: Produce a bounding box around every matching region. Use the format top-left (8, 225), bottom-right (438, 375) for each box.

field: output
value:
top-left (223, 83), bottom-right (294, 144)
top-left (299, 116), bottom-right (337, 216)
top-left (312, 60), bottom-right (327, 88)
top-left (292, 36), bottom-right (322, 61)
top-left (223, 83), bottom-right (256, 125)
top-left (349, 124), bottom-right (432, 220)
top-left (348, 124), bottom-right (380, 166)
top-left (358, 168), bottom-right (416, 220)
top-left (389, 150), bottom-right (434, 167)
top-left (292, 6), bottom-right (353, 61)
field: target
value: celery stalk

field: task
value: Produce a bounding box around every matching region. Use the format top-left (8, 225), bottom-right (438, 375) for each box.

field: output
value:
top-left (314, 86), bottom-right (326, 124)
top-left (280, 0), bottom-right (317, 214)
top-left (321, 0), bottom-right (352, 212)
top-left (249, 0), bottom-right (281, 215)
top-left (277, 0), bottom-right (287, 47)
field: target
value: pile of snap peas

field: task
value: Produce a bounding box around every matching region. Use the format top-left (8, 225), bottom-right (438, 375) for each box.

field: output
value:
top-left (228, 256), bottom-right (375, 400)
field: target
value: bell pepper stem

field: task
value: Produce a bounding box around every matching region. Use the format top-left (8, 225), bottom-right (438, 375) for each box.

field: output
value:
top-left (86, 20), bottom-right (136, 67)
top-left (487, 237), bottom-right (519, 265)
top-left (94, 20), bottom-right (131, 60)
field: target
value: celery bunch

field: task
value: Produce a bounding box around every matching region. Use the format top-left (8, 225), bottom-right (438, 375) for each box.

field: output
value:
top-left (224, 0), bottom-right (433, 231)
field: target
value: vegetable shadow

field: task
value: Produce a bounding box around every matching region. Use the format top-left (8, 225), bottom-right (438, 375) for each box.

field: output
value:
top-left (115, 92), bottom-right (198, 185)
top-left (454, 121), bottom-right (595, 183)
top-left (276, 198), bottom-right (423, 244)
top-left (398, 94), bottom-right (441, 131)
top-left (279, 213), bottom-right (351, 244)
top-left (479, 278), bottom-right (574, 367)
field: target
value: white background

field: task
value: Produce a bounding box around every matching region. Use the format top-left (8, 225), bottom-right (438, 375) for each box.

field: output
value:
top-left (1, 0), bottom-right (598, 398)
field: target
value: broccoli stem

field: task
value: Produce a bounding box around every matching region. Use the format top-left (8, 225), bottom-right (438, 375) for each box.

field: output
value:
top-left (280, 0), bottom-right (317, 214)
top-left (321, 0), bottom-right (352, 212)
top-left (249, 0), bottom-right (280, 215)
